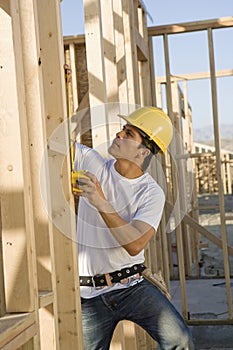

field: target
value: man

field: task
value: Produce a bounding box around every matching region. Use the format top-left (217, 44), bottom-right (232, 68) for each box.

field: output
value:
top-left (73, 106), bottom-right (194, 350)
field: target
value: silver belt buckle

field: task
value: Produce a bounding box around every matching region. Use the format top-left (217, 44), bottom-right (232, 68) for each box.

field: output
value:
top-left (120, 273), bottom-right (141, 285)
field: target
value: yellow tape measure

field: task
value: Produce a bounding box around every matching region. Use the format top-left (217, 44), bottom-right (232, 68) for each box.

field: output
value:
top-left (72, 170), bottom-right (89, 193)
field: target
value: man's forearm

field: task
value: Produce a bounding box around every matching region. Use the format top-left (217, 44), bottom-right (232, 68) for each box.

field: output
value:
top-left (75, 171), bottom-right (155, 255)
top-left (98, 201), bottom-right (155, 256)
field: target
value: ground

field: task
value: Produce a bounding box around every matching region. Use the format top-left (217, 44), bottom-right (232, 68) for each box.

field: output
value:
top-left (198, 194), bottom-right (233, 276)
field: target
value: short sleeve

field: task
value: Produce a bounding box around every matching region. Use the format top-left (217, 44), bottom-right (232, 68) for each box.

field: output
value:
top-left (133, 185), bottom-right (165, 231)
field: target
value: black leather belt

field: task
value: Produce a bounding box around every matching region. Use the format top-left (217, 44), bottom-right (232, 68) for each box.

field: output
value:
top-left (79, 264), bottom-right (146, 287)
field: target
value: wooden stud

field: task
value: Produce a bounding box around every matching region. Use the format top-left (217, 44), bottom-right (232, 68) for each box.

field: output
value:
top-left (36, 0), bottom-right (84, 348)
top-left (0, 313), bottom-right (36, 350)
top-left (69, 43), bottom-right (79, 112)
top-left (163, 33), bottom-right (188, 319)
top-left (1, 0), bottom-right (38, 316)
top-left (122, 0), bottom-right (140, 105)
top-left (112, 0), bottom-right (129, 105)
top-left (208, 28), bottom-right (232, 318)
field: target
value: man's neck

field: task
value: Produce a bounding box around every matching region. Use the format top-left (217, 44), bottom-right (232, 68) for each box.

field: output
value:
top-left (114, 159), bottom-right (144, 179)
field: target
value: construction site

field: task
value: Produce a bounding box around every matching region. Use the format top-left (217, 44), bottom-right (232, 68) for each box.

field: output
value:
top-left (0, 0), bottom-right (233, 349)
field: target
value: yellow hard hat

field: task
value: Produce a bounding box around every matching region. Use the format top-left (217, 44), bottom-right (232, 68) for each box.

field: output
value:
top-left (118, 106), bottom-right (173, 153)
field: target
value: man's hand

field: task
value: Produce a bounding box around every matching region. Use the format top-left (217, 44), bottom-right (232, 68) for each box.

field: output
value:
top-left (74, 171), bottom-right (110, 211)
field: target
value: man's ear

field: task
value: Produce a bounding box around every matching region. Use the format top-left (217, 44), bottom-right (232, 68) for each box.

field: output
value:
top-left (137, 148), bottom-right (150, 159)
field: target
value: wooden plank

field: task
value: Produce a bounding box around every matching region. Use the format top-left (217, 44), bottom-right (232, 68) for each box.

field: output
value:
top-left (0, 202), bottom-right (6, 317)
top-left (83, 0), bottom-right (109, 149)
top-left (137, 5), bottom-right (151, 106)
top-left (208, 28), bottom-right (232, 318)
top-left (83, 0), bottom-right (107, 106)
top-left (172, 82), bottom-right (192, 276)
top-left (187, 318), bottom-right (233, 326)
top-left (0, 1), bottom-right (37, 314)
top-left (14, 0), bottom-right (55, 294)
top-left (38, 305), bottom-right (56, 350)
top-left (69, 43), bottom-right (79, 112)
top-left (0, 313), bottom-right (36, 349)
top-left (135, 28), bottom-right (149, 61)
top-left (148, 36), bottom-right (157, 106)
top-left (123, 320), bottom-right (136, 350)
top-left (112, 0), bottom-right (129, 104)
top-left (0, 0), bottom-right (10, 15)
top-left (100, 0), bottom-right (121, 147)
top-left (186, 212), bottom-right (227, 256)
top-left (11, 1), bottom-right (64, 348)
top-left (163, 33), bottom-right (188, 319)
top-left (101, 0), bottom-right (119, 103)
top-left (122, 0), bottom-right (140, 105)
top-left (175, 152), bottom-right (216, 159)
top-left (63, 34), bottom-right (85, 45)
top-left (37, 1), bottom-right (84, 348)
top-left (1, 324), bottom-right (36, 350)
top-left (110, 322), bottom-right (125, 350)
top-left (165, 203), bottom-right (233, 257)
top-left (148, 16), bottom-right (233, 36)
top-left (156, 69), bottom-right (233, 83)
top-left (38, 292), bottom-right (54, 309)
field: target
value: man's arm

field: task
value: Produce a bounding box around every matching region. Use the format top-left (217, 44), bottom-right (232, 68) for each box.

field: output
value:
top-left (74, 171), bottom-right (156, 256)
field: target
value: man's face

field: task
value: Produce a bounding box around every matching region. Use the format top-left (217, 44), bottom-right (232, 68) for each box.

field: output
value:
top-left (108, 124), bottom-right (143, 162)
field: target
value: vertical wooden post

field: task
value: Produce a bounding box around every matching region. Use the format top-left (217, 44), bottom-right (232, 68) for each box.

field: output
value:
top-left (36, 0), bottom-right (84, 348)
top-left (113, 0), bottom-right (129, 105)
top-left (182, 80), bottom-right (200, 275)
top-left (0, 201), bottom-right (6, 317)
top-left (122, 0), bottom-right (140, 106)
top-left (163, 34), bottom-right (188, 319)
top-left (11, 0), bottom-right (62, 348)
top-left (0, 2), bottom-right (40, 348)
top-left (208, 28), bottom-right (232, 318)
top-left (83, 0), bottom-right (109, 151)
top-left (1, 0), bottom-right (38, 316)
top-left (69, 43), bottom-right (79, 112)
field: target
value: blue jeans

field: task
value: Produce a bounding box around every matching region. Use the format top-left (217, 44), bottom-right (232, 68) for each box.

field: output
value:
top-left (81, 279), bottom-right (194, 350)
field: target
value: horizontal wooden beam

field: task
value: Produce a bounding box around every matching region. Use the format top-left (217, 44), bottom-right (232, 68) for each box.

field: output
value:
top-left (0, 313), bottom-right (36, 349)
top-left (187, 318), bottom-right (233, 325)
top-left (148, 16), bottom-right (233, 36)
top-left (156, 69), bottom-right (233, 83)
top-left (175, 152), bottom-right (216, 160)
top-left (38, 291), bottom-right (54, 308)
top-left (63, 34), bottom-right (85, 45)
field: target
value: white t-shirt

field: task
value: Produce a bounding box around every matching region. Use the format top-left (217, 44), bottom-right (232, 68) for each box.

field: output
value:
top-left (74, 143), bottom-right (165, 298)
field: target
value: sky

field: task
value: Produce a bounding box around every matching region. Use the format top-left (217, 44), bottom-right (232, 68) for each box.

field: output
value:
top-left (60, 0), bottom-right (233, 130)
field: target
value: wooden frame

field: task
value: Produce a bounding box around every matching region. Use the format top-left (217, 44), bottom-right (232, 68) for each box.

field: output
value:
top-left (0, 1), bottom-right (83, 349)
top-left (1, 1), bottom-right (233, 349)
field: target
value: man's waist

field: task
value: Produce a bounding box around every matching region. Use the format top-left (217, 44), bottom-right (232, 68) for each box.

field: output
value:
top-left (79, 263), bottom-right (146, 288)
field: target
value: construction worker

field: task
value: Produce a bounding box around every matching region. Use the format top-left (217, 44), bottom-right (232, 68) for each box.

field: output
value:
top-left (73, 106), bottom-right (194, 350)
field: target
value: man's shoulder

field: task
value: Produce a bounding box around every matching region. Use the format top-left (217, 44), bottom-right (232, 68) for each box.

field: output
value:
top-left (142, 173), bottom-right (165, 197)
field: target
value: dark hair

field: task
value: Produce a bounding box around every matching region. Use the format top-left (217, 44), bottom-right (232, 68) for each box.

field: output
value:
top-left (140, 135), bottom-right (161, 155)
top-left (139, 135), bottom-right (161, 171)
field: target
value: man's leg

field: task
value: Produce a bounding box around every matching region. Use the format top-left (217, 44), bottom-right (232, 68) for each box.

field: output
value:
top-left (119, 280), bottom-right (194, 350)
top-left (81, 296), bottom-right (118, 350)
top-left (81, 280), bottom-right (194, 350)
